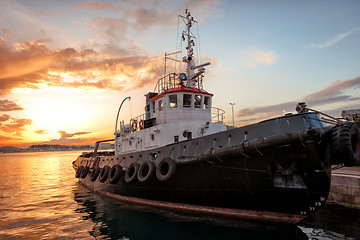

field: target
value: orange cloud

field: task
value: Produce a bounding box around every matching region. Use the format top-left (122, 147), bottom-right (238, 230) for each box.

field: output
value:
top-left (69, 0), bottom-right (221, 27)
top-left (0, 114), bottom-right (10, 122)
top-left (0, 36), bottom-right (163, 94)
top-left (304, 76), bottom-right (360, 100)
top-left (235, 76), bottom-right (360, 125)
top-left (70, 1), bottom-right (117, 11)
top-left (35, 129), bottom-right (49, 135)
top-left (1, 117), bottom-right (33, 135)
top-left (0, 100), bottom-right (24, 111)
top-left (242, 47), bottom-right (278, 67)
top-left (41, 130), bottom-right (92, 145)
top-left (0, 134), bottom-right (22, 143)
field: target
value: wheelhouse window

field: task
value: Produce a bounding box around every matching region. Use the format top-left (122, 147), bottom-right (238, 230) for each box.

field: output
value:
top-left (204, 96), bottom-right (210, 109)
top-left (183, 94), bottom-right (192, 108)
top-left (194, 95), bottom-right (202, 108)
top-left (169, 94), bottom-right (178, 108)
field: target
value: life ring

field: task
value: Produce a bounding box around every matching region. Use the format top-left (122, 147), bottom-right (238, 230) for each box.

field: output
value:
top-left (90, 166), bottom-right (101, 181)
top-left (125, 162), bottom-right (140, 183)
top-left (99, 166), bottom-right (111, 182)
top-left (331, 122), bottom-right (360, 166)
top-left (156, 158), bottom-right (176, 182)
top-left (138, 161), bottom-right (155, 182)
top-left (109, 165), bottom-right (123, 184)
top-left (139, 120), bottom-right (144, 130)
top-left (75, 166), bottom-right (84, 178)
top-left (80, 166), bottom-right (90, 178)
top-left (132, 120), bottom-right (137, 132)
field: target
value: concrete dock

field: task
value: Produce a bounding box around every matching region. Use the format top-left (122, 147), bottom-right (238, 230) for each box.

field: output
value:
top-left (328, 166), bottom-right (360, 209)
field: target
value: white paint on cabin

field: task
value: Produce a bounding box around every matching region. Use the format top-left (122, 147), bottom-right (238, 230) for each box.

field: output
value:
top-left (114, 89), bottom-right (226, 154)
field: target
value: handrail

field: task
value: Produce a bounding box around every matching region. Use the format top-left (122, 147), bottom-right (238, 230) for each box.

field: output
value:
top-left (129, 106), bottom-right (225, 132)
top-left (211, 107), bottom-right (225, 123)
top-left (154, 72), bottom-right (204, 94)
top-left (130, 113), bottom-right (147, 131)
top-left (154, 73), bottom-right (179, 94)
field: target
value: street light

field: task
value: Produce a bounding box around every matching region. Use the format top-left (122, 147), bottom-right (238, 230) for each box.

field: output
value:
top-left (229, 103), bottom-right (235, 127)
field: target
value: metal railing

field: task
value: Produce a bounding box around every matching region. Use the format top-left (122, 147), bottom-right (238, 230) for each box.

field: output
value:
top-left (123, 106), bottom-right (225, 132)
top-left (129, 113), bottom-right (147, 132)
top-left (211, 107), bottom-right (225, 123)
top-left (154, 72), bottom-right (204, 94)
top-left (154, 73), bottom-right (179, 94)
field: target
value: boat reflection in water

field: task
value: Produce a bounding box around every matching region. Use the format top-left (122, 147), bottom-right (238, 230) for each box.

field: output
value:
top-left (73, 183), bottom-right (308, 240)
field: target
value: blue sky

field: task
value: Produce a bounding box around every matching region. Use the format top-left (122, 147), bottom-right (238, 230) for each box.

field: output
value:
top-left (0, 0), bottom-right (359, 146)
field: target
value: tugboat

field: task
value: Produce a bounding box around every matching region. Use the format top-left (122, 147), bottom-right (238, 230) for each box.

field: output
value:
top-left (73, 9), bottom-right (360, 223)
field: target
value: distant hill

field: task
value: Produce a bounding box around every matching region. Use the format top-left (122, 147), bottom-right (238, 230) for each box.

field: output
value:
top-left (0, 146), bottom-right (23, 153)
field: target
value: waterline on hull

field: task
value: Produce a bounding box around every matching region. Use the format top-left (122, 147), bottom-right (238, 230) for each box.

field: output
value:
top-left (79, 180), bottom-right (306, 224)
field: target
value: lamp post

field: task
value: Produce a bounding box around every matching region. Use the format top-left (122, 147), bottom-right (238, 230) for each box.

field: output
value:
top-left (229, 103), bottom-right (235, 127)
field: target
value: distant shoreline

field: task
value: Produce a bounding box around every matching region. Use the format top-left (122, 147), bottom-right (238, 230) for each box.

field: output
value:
top-left (0, 145), bottom-right (109, 153)
top-left (0, 144), bottom-right (114, 153)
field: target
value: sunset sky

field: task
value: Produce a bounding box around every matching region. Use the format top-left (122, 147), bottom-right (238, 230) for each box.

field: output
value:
top-left (0, 0), bottom-right (359, 147)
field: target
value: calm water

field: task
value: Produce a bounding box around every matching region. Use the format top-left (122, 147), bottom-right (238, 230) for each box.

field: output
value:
top-left (0, 151), bottom-right (359, 240)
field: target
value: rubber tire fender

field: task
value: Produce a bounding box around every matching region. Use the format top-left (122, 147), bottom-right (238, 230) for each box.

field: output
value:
top-left (109, 165), bottom-right (123, 184)
top-left (75, 166), bottom-right (84, 178)
top-left (331, 122), bottom-right (360, 166)
top-left (99, 166), bottom-right (111, 183)
top-left (125, 162), bottom-right (140, 183)
top-left (90, 166), bottom-right (101, 181)
top-left (138, 161), bottom-right (155, 182)
top-left (80, 166), bottom-right (90, 179)
top-left (156, 158), bottom-right (176, 182)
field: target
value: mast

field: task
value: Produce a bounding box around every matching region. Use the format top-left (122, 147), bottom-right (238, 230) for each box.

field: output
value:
top-left (179, 9), bottom-right (211, 89)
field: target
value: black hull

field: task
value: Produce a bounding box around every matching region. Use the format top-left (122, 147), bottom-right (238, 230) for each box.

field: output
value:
top-left (75, 112), bottom-right (332, 223)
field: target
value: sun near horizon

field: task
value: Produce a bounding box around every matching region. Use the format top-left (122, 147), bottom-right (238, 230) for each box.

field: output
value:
top-left (1, 1), bottom-right (359, 148)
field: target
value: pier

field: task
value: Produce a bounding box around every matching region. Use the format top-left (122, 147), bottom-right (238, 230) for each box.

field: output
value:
top-left (328, 166), bottom-right (360, 209)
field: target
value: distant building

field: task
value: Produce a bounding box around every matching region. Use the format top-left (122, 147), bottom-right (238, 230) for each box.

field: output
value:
top-left (98, 143), bottom-right (113, 150)
top-left (341, 109), bottom-right (360, 125)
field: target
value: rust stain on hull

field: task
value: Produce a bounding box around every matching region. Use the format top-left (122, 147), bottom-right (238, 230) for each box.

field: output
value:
top-left (90, 186), bottom-right (305, 224)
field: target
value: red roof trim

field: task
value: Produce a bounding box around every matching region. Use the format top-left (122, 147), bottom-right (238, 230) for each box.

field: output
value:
top-left (149, 87), bottom-right (213, 102)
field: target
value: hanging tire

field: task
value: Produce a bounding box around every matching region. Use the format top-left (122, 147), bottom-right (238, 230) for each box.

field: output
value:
top-left (156, 158), bottom-right (176, 182)
top-left (331, 122), bottom-right (360, 166)
top-left (90, 166), bottom-right (101, 181)
top-left (99, 166), bottom-right (111, 183)
top-left (109, 165), bottom-right (123, 184)
top-left (75, 166), bottom-right (84, 178)
top-left (125, 162), bottom-right (140, 183)
top-left (138, 161), bottom-right (155, 182)
top-left (80, 166), bottom-right (90, 178)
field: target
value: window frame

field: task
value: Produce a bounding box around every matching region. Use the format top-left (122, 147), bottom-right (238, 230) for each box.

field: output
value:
top-left (183, 94), bottom-right (192, 108)
top-left (169, 94), bottom-right (178, 108)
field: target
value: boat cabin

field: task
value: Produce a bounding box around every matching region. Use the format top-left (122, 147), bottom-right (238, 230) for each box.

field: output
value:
top-left (114, 73), bottom-right (226, 154)
top-left (146, 86), bottom-right (213, 125)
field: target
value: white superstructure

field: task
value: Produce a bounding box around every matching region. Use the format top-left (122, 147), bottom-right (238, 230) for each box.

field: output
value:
top-left (114, 9), bottom-right (227, 155)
